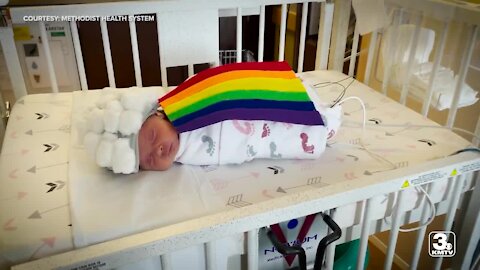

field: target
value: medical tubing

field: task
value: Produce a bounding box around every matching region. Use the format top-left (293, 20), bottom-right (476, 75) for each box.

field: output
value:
top-left (313, 213), bottom-right (342, 270)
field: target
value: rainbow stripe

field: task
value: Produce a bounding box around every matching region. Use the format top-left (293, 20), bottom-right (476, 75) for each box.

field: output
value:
top-left (159, 61), bottom-right (324, 133)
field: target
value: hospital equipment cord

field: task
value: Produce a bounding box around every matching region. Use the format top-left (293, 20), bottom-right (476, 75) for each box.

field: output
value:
top-left (382, 186), bottom-right (437, 233)
top-left (316, 78), bottom-right (480, 233)
top-left (334, 95), bottom-right (437, 233)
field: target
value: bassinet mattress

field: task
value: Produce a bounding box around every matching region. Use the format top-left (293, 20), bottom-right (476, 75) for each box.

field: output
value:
top-left (0, 70), bottom-right (478, 267)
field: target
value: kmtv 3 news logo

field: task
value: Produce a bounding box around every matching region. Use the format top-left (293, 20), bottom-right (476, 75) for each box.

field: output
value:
top-left (429, 231), bottom-right (456, 257)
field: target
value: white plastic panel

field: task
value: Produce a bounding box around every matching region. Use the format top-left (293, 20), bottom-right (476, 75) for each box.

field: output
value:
top-left (157, 9), bottom-right (219, 68)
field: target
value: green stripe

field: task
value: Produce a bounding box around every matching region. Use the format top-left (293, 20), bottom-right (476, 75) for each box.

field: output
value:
top-left (167, 89), bottom-right (311, 121)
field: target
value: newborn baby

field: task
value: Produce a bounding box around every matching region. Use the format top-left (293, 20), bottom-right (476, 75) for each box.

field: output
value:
top-left (138, 61), bottom-right (342, 171)
top-left (138, 108), bottom-right (341, 171)
top-left (82, 61), bottom-right (342, 174)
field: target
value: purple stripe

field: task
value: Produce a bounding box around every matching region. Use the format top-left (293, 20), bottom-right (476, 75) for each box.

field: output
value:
top-left (175, 108), bottom-right (324, 133)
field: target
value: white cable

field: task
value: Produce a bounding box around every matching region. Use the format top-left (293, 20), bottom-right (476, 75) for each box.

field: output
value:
top-left (383, 186), bottom-right (436, 233)
top-left (347, 121), bottom-right (480, 142)
top-left (335, 96), bottom-right (397, 169)
top-left (337, 96), bottom-right (366, 132)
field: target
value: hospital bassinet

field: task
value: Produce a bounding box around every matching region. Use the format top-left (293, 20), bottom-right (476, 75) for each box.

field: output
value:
top-left (0, 0), bottom-right (480, 269)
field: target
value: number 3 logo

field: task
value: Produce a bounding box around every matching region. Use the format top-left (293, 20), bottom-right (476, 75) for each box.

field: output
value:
top-left (433, 233), bottom-right (448, 250)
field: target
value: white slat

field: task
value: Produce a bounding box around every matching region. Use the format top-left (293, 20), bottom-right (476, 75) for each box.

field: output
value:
top-left (129, 19), bottom-right (142, 87)
top-left (160, 254), bottom-right (172, 270)
top-left (434, 175), bottom-right (467, 270)
top-left (278, 4), bottom-right (287, 61)
top-left (384, 190), bottom-right (405, 270)
top-left (348, 22), bottom-right (359, 77)
top-left (474, 116), bottom-right (480, 147)
top-left (100, 20), bottom-right (116, 88)
top-left (296, 2), bottom-right (308, 72)
top-left (237, 7), bottom-right (243, 63)
top-left (39, 21), bottom-right (59, 93)
top-left (327, 0), bottom-right (351, 71)
top-left (399, 14), bottom-right (423, 105)
top-left (188, 64), bottom-right (194, 78)
top-left (247, 229), bottom-right (259, 270)
top-left (357, 199), bottom-right (373, 270)
top-left (452, 175), bottom-right (480, 269)
top-left (258, 5), bottom-right (266, 62)
top-left (363, 31), bottom-right (377, 86)
top-left (381, 8), bottom-right (403, 95)
top-left (69, 21), bottom-right (88, 90)
top-left (157, 12), bottom-right (168, 88)
top-left (410, 184), bottom-right (432, 269)
top-left (446, 25), bottom-right (478, 128)
top-left (315, 1), bottom-right (333, 70)
top-left (421, 21), bottom-right (449, 116)
top-left (0, 27), bottom-right (28, 98)
top-left (205, 241), bottom-right (216, 270)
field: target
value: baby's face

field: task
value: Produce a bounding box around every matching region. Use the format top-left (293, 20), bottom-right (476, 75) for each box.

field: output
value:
top-left (138, 114), bottom-right (179, 171)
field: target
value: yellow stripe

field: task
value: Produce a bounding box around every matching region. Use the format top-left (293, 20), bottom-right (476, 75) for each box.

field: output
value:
top-left (164, 77), bottom-right (305, 115)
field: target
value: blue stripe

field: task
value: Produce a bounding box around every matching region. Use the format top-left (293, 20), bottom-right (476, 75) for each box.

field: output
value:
top-left (171, 99), bottom-right (319, 127)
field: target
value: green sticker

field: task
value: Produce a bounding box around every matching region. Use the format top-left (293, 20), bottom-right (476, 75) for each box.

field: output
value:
top-left (51, 31), bottom-right (65, 37)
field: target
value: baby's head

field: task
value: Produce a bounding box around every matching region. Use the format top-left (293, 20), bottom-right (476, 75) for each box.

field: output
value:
top-left (138, 112), bottom-right (179, 171)
top-left (81, 88), bottom-right (177, 174)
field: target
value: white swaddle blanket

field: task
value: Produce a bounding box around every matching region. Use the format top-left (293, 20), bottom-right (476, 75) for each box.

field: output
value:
top-left (175, 84), bottom-right (342, 166)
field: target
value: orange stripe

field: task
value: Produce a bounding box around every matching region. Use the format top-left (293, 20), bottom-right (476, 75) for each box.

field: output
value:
top-left (161, 70), bottom-right (296, 106)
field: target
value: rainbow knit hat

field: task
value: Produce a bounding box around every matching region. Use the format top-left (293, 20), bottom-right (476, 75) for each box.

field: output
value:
top-left (159, 61), bottom-right (324, 133)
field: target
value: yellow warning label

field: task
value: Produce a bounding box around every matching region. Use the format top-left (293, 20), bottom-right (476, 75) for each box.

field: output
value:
top-left (13, 26), bottom-right (31, 41)
top-left (450, 169), bottom-right (457, 176)
top-left (401, 180), bottom-right (410, 189)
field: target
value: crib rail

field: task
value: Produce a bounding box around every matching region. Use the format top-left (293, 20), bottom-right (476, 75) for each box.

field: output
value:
top-left (5, 0), bottom-right (338, 96)
top-left (11, 153), bottom-right (480, 270)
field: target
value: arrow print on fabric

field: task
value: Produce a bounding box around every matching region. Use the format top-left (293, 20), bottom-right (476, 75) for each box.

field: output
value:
top-left (0, 192), bottom-right (27, 201)
top-left (267, 166), bottom-right (285, 175)
top-left (35, 112), bottom-right (49, 120)
top-left (26, 125), bottom-right (70, 136)
top-left (3, 149), bottom-right (29, 156)
top-left (46, 181), bottom-right (65, 193)
top-left (346, 154), bottom-right (359, 161)
top-left (28, 204), bottom-right (68, 219)
top-left (28, 162), bottom-right (68, 174)
top-left (226, 194), bottom-right (252, 208)
top-left (277, 176), bottom-right (326, 193)
top-left (43, 143), bottom-right (59, 152)
top-left (368, 118), bottom-right (382, 124)
top-left (385, 123), bottom-right (422, 136)
top-left (262, 189), bottom-right (275, 198)
top-left (3, 218), bottom-right (17, 231)
top-left (418, 139), bottom-right (436, 146)
top-left (364, 161), bottom-right (408, 175)
top-left (9, 131), bottom-right (17, 139)
top-left (9, 169), bottom-right (18, 179)
top-left (344, 172), bottom-right (358, 180)
top-left (18, 99), bottom-right (68, 106)
top-left (29, 237), bottom-right (56, 260)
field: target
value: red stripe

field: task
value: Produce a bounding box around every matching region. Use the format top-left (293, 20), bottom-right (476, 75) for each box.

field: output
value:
top-left (269, 214), bottom-right (317, 266)
top-left (158, 61), bottom-right (293, 103)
